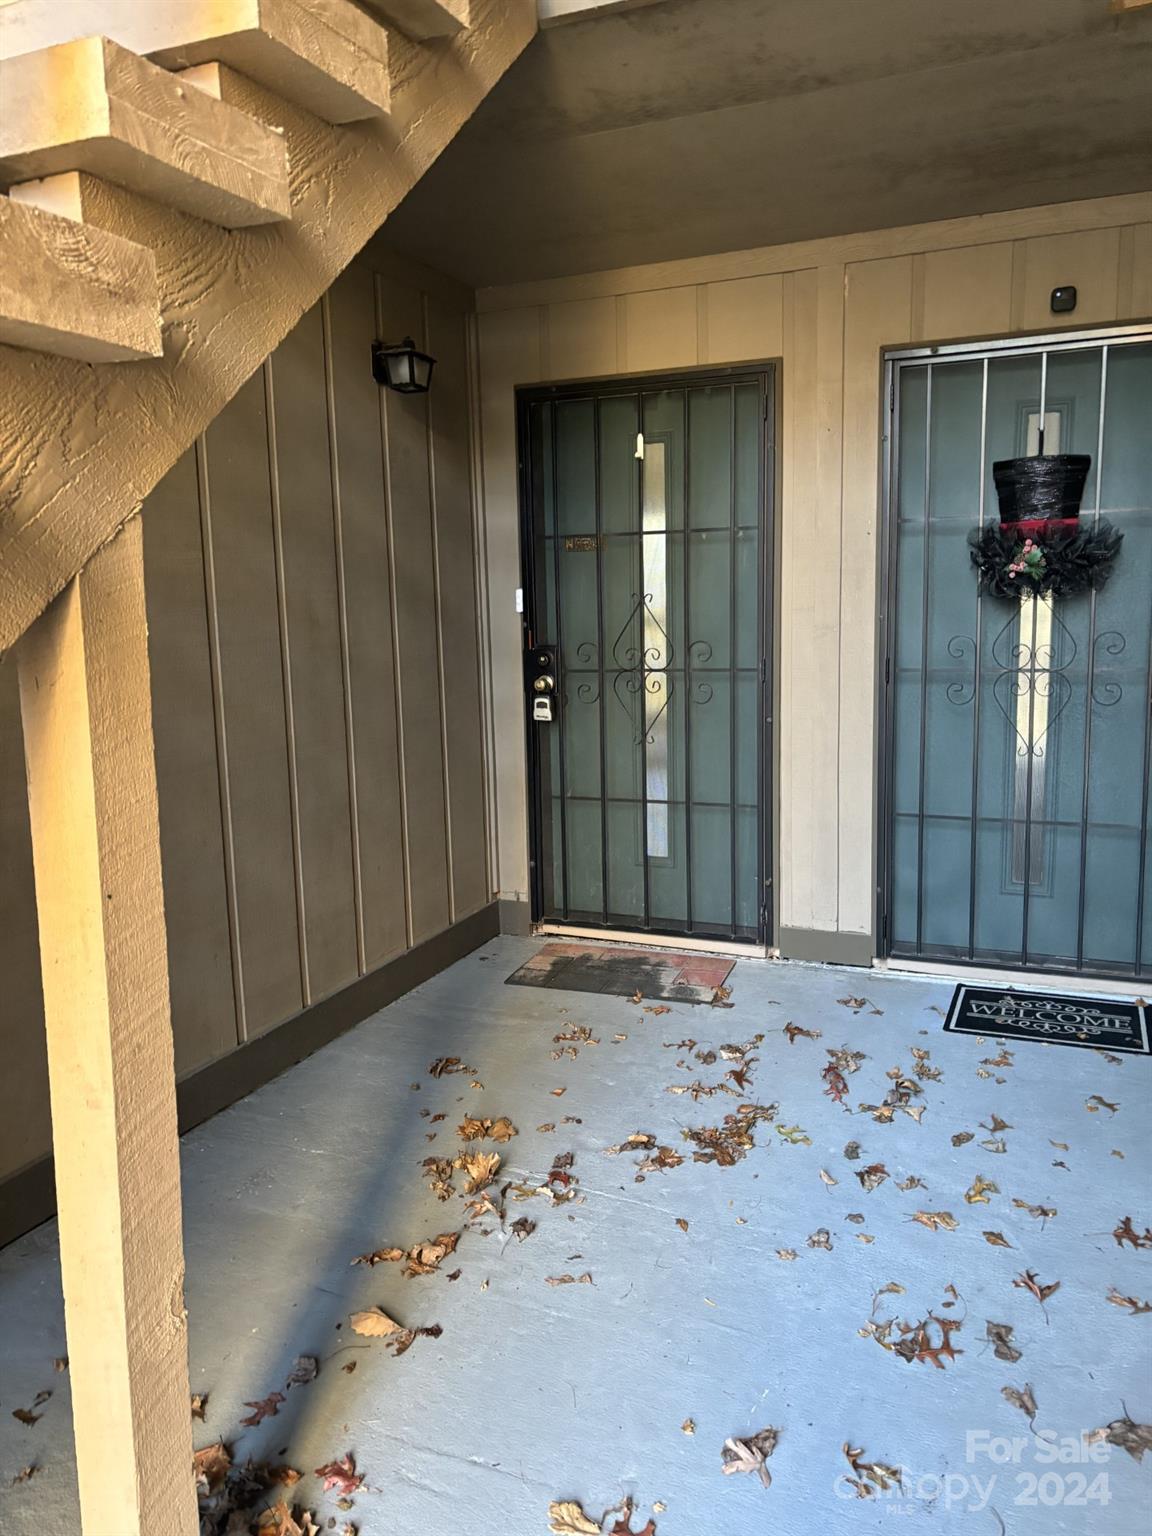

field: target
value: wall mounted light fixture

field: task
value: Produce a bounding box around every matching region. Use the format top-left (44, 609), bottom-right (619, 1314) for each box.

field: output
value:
top-left (372, 336), bottom-right (436, 393)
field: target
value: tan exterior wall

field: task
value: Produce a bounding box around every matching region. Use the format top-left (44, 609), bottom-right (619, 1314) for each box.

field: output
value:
top-left (0, 247), bottom-right (490, 1185)
top-left (474, 192), bottom-right (1152, 947)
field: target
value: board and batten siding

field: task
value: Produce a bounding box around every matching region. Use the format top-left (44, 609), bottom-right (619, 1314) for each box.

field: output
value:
top-left (0, 250), bottom-right (491, 1186)
top-left (474, 192), bottom-right (1152, 951)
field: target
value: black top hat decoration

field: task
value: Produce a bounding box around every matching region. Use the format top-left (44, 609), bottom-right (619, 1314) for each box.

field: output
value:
top-left (969, 452), bottom-right (1122, 600)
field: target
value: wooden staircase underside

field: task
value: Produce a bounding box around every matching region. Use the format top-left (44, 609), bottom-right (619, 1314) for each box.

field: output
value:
top-left (0, 0), bottom-right (536, 654)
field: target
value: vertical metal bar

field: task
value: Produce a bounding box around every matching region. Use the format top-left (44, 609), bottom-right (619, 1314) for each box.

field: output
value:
top-left (1134, 574), bottom-right (1152, 978)
top-left (638, 395), bottom-right (651, 929)
top-left (1020, 595), bottom-right (1038, 967)
top-left (728, 384), bottom-right (739, 936)
top-left (914, 365), bottom-right (933, 954)
top-left (550, 403), bottom-right (570, 919)
top-left (593, 397), bottom-right (609, 924)
top-left (879, 361), bottom-right (902, 960)
top-left (1020, 352), bottom-right (1048, 966)
top-left (761, 374), bottom-right (771, 946)
top-left (1076, 346), bottom-right (1108, 969)
top-left (966, 358), bottom-right (989, 960)
top-left (682, 387), bottom-right (694, 933)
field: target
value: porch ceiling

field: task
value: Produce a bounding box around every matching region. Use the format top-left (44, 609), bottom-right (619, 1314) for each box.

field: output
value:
top-left (384, 0), bottom-right (1152, 286)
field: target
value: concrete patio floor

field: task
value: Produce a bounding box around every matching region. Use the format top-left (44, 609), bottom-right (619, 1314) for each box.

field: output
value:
top-left (1, 936), bottom-right (1149, 1534)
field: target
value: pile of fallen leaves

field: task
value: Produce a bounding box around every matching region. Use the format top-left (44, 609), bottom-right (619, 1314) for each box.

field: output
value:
top-left (194, 1438), bottom-right (362, 1536)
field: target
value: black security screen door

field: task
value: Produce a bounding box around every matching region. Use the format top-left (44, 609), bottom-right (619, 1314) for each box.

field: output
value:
top-left (519, 370), bottom-right (773, 943)
top-left (882, 331), bottom-right (1152, 980)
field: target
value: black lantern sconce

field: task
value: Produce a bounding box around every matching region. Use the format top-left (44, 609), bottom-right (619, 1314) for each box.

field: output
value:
top-left (372, 336), bottom-right (436, 393)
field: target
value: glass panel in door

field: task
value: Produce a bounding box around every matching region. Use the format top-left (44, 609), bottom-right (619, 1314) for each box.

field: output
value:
top-left (525, 375), bottom-right (771, 942)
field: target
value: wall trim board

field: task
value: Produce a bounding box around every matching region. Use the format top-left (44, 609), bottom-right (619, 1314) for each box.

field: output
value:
top-left (498, 896), bottom-right (532, 936)
top-left (0, 902), bottom-right (498, 1250)
top-left (476, 194), bottom-right (1152, 313)
top-left (777, 926), bottom-right (875, 968)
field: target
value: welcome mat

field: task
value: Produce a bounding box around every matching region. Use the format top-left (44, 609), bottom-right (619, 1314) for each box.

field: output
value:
top-left (506, 941), bottom-right (734, 1004)
top-left (944, 984), bottom-right (1149, 1055)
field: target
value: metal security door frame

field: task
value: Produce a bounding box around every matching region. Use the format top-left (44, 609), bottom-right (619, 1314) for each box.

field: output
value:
top-left (517, 363), bottom-right (777, 946)
top-left (876, 322), bottom-right (1152, 981)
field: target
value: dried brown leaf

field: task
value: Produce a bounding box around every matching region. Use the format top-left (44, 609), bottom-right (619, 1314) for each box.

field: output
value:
top-left (548, 1501), bottom-right (602, 1534)
top-left (428, 1056), bottom-right (473, 1078)
top-left (193, 1440), bottom-right (232, 1495)
top-left (964, 1176), bottom-right (999, 1205)
top-left (1012, 1198), bottom-right (1056, 1225)
top-left (240, 1392), bottom-right (285, 1427)
top-left (1106, 1287), bottom-right (1152, 1316)
top-left (983, 1231), bottom-right (1013, 1248)
top-left (856, 1163), bottom-right (889, 1192)
top-left (911, 1210), bottom-right (958, 1232)
top-left (1113, 1216), bottom-right (1152, 1249)
top-left (985, 1321), bottom-right (1021, 1362)
top-left (843, 1442), bottom-right (902, 1495)
top-left (721, 1427), bottom-right (779, 1487)
top-left (1014, 1270), bottom-right (1060, 1306)
top-left (1086, 1417), bottom-right (1152, 1462)
top-left (285, 1356), bottom-right (318, 1389)
top-left (784, 1024), bottom-right (821, 1043)
top-left (349, 1308), bottom-right (403, 1338)
top-left (459, 1151), bottom-right (501, 1193)
top-left (1002, 1384), bottom-right (1038, 1424)
top-left (315, 1454), bottom-right (363, 1495)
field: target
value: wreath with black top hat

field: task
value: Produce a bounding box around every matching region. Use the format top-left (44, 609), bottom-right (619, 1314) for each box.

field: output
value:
top-left (969, 454), bottom-right (1123, 600)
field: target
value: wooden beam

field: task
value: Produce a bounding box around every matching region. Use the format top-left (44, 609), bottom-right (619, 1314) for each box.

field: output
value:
top-left (0, 35), bottom-right (291, 227)
top-left (355, 0), bottom-right (469, 40)
top-left (16, 518), bottom-right (197, 1536)
top-left (0, 191), bottom-right (162, 362)
top-left (0, 0), bottom-right (392, 125)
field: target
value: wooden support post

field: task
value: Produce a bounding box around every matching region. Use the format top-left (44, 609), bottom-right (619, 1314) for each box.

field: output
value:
top-left (17, 518), bottom-right (197, 1536)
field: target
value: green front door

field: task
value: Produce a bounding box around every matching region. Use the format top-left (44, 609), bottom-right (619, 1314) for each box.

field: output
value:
top-left (520, 370), bottom-right (773, 942)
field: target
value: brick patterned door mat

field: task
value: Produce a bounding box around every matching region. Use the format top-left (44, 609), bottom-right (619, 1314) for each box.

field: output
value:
top-left (506, 941), bottom-right (735, 1004)
top-left (944, 984), bottom-right (1149, 1054)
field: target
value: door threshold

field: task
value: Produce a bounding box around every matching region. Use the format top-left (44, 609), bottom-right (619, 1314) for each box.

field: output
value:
top-left (875, 956), bottom-right (1149, 1001)
top-left (537, 922), bottom-right (768, 960)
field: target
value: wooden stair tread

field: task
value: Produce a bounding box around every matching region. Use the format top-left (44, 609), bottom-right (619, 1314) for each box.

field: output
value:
top-left (354, 0), bottom-right (469, 41)
top-left (0, 0), bottom-right (392, 124)
top-left (0, 35), bottom-right (291, 228)
top-left (0, 194), bottom-right (162, 362)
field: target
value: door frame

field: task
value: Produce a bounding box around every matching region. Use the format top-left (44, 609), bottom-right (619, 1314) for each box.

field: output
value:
top-left (876, 321), bottom-right (1152, 981)
top-left (516, 362), bottom-right (778, 946)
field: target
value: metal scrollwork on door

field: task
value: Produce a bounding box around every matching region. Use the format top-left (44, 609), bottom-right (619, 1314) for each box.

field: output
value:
top-left (611, 591), bottom-right (672, 744)
top-left (688, 639), bottom-right (715, 706)
top-left (594, 591), bottom-right (715, 745)
top-left (944, 602), bottom-right (1128, 762)
top-left (572, 640), bottom-right (600, 704)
